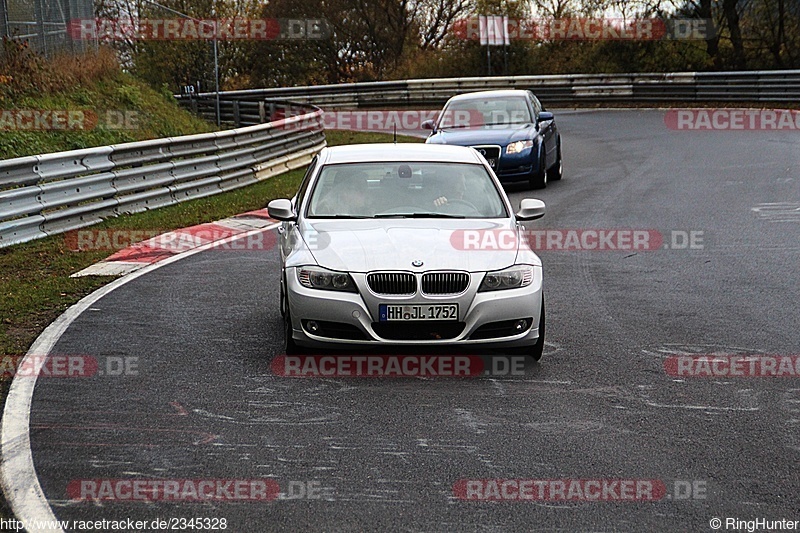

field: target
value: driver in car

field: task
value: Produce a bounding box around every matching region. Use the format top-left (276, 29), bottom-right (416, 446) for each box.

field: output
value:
top-left (432, 173), bottom-right (467, 207)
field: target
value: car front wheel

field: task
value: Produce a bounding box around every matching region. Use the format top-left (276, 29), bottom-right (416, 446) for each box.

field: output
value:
top-left (547, 140), bottom-right (562, 181)
top-left (529, 149), bottom-right (547, 190)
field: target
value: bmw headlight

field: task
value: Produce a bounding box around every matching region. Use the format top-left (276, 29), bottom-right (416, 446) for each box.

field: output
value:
top-left (506, 140), bottom-right (534, 154)
top-left (298, 266), bottom-right (357, 292)
top-left (479, 265), bottom-right (535, 292)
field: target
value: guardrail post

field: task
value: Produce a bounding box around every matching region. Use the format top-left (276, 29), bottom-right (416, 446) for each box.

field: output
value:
top-left (233, 101), bottom-right (241, 127)
top-left (259, 102), bottom-right (267, 123)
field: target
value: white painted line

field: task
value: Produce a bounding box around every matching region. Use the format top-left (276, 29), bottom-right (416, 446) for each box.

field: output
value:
top-left (0, 223), bottom-right (280, 532)
top-left (643, 402), bottom-right (759, 411)
top-left (71, 261), bottom-right (149, 278)
top-left (214, 218), bottom-right (276, 231)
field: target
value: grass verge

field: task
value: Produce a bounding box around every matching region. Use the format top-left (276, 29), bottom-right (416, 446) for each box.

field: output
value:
top-left (1, 46), bottom-right (214, 160)
top-left (0, 129), bottom-right (422, 522)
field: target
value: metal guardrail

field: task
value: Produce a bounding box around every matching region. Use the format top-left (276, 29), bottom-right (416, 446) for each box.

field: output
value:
top-left (0, 102), bottom-right (325, 248)
top-left (179, 70), bottom-right (800, 112)
top-left (5, 69), bottom-right (798, 248)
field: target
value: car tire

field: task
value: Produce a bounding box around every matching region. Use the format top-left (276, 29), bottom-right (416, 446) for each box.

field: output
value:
top-left (508, 295), bottom-right (545, 361)
top-left (279, 274), bottom-right (286, 319)
top-left (529, 148), bottom-right (547, 190)
top-left (547, 140), bottom-right (562, 181)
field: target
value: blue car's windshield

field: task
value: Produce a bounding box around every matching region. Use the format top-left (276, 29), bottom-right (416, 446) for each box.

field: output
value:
top-left (437, 96), bottom-right (533, 129)
top-left (306, 162), bottom-right (508, 219)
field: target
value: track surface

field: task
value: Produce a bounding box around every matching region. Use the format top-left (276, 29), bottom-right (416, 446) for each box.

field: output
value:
top-left (21, 110), bottom-right (800, 531)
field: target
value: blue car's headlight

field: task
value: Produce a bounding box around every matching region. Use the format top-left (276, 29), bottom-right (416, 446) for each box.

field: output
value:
top-left (506, 140), bottom-right (534, 154)
top-left (298, 266), bottom-right (357, 292)
top-left (479, 265), bottom-right (535, 292)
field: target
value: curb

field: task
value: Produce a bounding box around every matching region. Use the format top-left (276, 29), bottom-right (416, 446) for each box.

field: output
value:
top-left (71, 209), bottom-right (278, 277)
top-left (2, 220), bottom-right (281, 532)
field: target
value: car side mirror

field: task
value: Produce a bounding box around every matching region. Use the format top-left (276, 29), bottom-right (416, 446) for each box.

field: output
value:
top-left (267, 199), bottom-right (297, 221)
top-left (538, 111), bottom-right (554, 122)
top-left (421, 119), bottom-right (435, 130)
top-left (516, 198), bottom-right (545, 221)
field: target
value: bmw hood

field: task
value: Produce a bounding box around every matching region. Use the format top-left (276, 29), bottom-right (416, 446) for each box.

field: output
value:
top-left (298, 218), bottom-right (522, 273)
top-left (426, 124), bottom-right (537, 147)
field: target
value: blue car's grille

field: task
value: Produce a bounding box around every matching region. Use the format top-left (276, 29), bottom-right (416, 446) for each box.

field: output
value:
top-left (471, 145), bottom-right (501, 168)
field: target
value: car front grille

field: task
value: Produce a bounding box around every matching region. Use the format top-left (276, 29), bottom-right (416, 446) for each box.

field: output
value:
top-left (367, 272), bottom-right (416, 295)
top-left (372, 321), bottom-right (466, 340)
top-left (421, 272), bottom-right (469, 295)
top-left (471, 145), bottom-right (501, 168)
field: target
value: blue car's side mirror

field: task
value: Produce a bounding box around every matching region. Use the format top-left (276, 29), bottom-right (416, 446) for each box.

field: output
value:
top-left (538, 111), bottom-right (554, 122)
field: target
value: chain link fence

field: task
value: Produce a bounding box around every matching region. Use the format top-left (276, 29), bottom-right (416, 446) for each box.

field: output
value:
top-left (1, 0), bottom-right (95, 56)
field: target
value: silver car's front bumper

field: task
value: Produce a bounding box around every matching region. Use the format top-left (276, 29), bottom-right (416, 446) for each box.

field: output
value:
top-left (285, 266), bottom-right (543, 350)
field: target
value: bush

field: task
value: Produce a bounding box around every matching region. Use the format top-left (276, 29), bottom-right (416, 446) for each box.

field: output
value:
top-left (0, 40), bottom-right (119, 98)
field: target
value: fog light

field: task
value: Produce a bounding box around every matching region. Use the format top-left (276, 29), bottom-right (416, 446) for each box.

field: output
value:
top-left (307, 321), bottom-right (320, 333)
top-left (513, 319), bottom-right (528, 332)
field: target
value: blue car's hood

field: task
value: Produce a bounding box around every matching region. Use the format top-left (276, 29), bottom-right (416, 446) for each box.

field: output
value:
top-left (426, 124), bottom-right (538, 147)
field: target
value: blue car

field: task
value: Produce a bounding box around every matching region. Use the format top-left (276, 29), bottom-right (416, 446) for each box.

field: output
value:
top-left (423, 90), bottom-right (562, 189)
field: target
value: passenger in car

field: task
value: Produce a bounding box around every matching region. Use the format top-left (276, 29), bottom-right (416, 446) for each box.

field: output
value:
top-left (313, 171), bottom-right (370, 216)
top-left (335, 172), bottom-right (371, 215)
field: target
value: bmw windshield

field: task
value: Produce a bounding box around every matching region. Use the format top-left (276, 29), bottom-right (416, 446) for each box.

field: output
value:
top-left (306, 162), bottom-right (508, 219)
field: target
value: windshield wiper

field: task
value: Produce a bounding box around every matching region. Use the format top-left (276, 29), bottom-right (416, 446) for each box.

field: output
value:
top-left (374, 213), bottom-right (466, 219)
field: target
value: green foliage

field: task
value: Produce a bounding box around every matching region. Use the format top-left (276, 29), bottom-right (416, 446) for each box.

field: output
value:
top-left (115, 84), bottom-right (144, 107)
top-left (0, 46), bottom-right (213, 160)
top-left (246, 0), bottom-right (800, 89)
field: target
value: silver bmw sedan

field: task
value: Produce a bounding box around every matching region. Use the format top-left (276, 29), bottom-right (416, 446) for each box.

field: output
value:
top-left (267, 143), bottom-right (547, 359)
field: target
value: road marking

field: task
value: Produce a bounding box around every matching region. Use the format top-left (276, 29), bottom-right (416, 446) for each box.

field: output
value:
top-left (751, 202), bottom-right (800, 222)
top-left (0, 223), bottom-right (279, 532)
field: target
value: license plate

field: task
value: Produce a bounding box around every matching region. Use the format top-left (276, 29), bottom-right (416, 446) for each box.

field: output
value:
top-left (379, 304), bottom-right (458, 321)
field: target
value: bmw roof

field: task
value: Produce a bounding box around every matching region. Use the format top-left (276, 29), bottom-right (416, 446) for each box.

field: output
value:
top-left (319, 143), bottom-right (485, 165)
top-left (445, 89), bottom-right (531, 102)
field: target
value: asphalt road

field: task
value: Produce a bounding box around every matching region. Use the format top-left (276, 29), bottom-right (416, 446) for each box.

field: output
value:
top-left (21, 109), bottom-right (800, 531)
